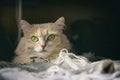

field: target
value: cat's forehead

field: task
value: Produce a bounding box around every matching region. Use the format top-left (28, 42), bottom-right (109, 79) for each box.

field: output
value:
top-left (32, 23), bottom-right (55, 28)
top-left (29, 23), bottom-right (59, 35)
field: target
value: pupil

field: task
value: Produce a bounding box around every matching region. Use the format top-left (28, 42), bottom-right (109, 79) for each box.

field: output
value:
top-left (34, 38), bottom-right (36, 40)
top-left (51, 36), bottom-right (53, 39)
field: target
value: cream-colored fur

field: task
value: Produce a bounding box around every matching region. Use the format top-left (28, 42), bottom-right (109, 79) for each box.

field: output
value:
top-left (13, 17), bottom-right (71, 64)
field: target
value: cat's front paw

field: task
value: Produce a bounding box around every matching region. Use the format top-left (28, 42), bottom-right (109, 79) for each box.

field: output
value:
top-left (30, 57), bottom-right (47, 63)
top-left (12, 56), bottom-right (33, 64)
top-left (30, 56), bottom-right (40, 62)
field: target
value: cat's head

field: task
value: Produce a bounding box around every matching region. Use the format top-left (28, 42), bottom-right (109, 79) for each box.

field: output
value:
top-left (16, 17), bottom-right (71, 59)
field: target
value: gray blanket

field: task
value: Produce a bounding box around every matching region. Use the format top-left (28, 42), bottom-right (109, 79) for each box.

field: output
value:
top-left (0, 60), bottom-right (120, 80)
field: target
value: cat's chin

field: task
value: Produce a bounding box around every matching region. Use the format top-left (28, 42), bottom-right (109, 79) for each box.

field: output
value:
top-left (40, 50), bottom-right (47, 53)
top-left (35, 50), bottom-right (51, 59)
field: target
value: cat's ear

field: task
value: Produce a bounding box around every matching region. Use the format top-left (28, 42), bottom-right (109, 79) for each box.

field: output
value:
top-left (55, 17), bottom-right (65, 30)
top-left (20, 20), bottom-right (31, 34)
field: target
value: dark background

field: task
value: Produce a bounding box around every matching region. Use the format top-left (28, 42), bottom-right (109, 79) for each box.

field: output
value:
top-left (0, 0), bottom-right (119, 61)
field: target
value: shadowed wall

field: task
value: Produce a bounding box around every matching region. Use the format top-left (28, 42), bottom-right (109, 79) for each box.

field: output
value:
top-left (0, 0), bottom-right (119, 61)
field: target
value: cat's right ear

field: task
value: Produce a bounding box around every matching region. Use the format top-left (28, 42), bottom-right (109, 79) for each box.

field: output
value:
top-left (20, 20), bottom-right (31, 34)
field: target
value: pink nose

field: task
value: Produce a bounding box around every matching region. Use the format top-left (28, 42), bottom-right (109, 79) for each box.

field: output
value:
top-left (41, 45), bottom-right (46, 50)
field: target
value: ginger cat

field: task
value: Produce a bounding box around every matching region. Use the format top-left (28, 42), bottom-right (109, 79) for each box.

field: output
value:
top-left (13, 17), bottom-right (71, 64)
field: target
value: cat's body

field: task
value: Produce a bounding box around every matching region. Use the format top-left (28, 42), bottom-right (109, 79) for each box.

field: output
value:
top-left (13, 17), bottom-right (71, 64)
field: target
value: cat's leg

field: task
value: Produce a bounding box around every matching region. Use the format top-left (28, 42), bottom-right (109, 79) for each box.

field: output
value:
top-left (12, 55), bottom-right (34, 64)
top-left (12, 54), bottom-right (46, 64)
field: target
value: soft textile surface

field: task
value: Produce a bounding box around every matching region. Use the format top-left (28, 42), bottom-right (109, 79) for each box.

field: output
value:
top-left (0, 62), bottom-right (120, 80)
top-left (0, 49), bottom-right (120, 80)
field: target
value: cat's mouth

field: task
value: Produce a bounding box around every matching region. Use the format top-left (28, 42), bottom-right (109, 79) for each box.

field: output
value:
top-left (34, 49), bottom-right (47, 53)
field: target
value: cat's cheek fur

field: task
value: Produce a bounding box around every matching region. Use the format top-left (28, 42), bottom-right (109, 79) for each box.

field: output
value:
top-left (45, 45), bottom-right (54, 52)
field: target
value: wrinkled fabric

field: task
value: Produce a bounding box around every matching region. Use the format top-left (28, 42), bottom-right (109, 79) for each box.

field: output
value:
top-left (0, 49), bottom-right (120, 80)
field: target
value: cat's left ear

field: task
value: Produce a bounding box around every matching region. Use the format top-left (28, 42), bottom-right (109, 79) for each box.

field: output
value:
top-left (20, 20), bottom-right (32, 34)
top-left (55, 17), bottom-right (65, 30)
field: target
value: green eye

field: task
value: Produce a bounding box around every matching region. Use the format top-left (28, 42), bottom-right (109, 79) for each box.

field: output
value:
top-left (47, 34), bottom-right (55, 41)
top-left (31, 36), bottom-right (39, 42)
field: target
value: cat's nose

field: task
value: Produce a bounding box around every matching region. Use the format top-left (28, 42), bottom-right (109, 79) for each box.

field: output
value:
top-left (41, 45), bottom-right (46, 50)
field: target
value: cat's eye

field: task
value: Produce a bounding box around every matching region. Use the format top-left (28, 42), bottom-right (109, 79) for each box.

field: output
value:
top-left (47, 34), bottom-right (55, 41)
top-left (31, 36), bottom-right (39, 42)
